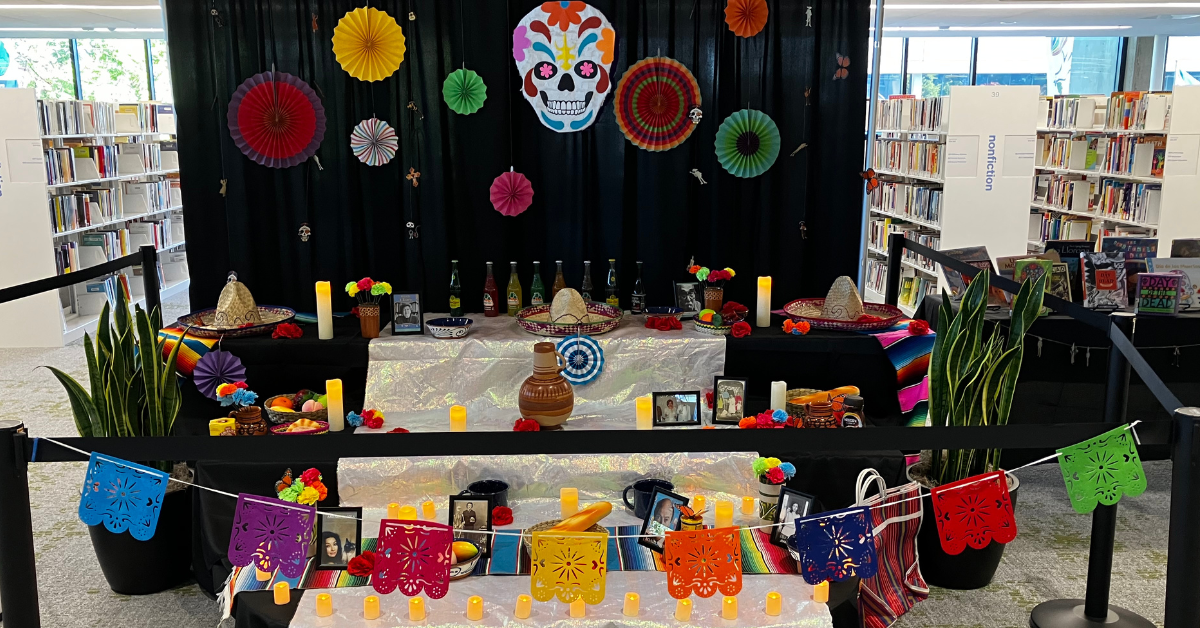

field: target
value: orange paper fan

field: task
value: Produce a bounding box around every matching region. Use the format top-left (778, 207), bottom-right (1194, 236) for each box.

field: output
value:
top-left (725, 0), bottom-right (768, 37)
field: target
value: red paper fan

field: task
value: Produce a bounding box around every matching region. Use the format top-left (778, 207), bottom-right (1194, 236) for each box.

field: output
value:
top-left (490, 170), bottom-right (534, 217)
top-left (614, 57), bottom-right (702, 152)
top-left (725, 0), bottom-right (768, 37)
top-left (228, 71), bottom-right (326, 168)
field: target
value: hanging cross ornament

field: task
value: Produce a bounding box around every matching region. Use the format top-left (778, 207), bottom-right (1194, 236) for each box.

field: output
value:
top-left (407, 167), bottom-right (421, 188)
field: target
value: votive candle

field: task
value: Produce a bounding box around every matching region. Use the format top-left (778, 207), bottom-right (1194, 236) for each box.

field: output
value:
top-left (326, 379), bottom-right (344, 432)
top-left (570, 599), bottom-right (586, 618)
top-left (770, 381), bottom-right (787, 411)
top-left (316, 593), bottom-right (333, 617)
top-left (411, 596), bottom-right (427, 621)
top-left (450, 405), bottom-right (467, 432)
top-left (692, 494), bottom-right (706, 514)
top-left (398, 505), bottom-right (418, 520)
top-left (467, 596), bottom-right (484, 620)
top-left (765, 591), bottom-right (782, 616)
top-left (315, 281), bottom-right (333, 340)
top-left (255, 568), bottom-right (272, 581)
top-left (757, 276), bottom-right (772, 327)
top-left (813, 581), bottom-right (830, 604)
top-left (635, 395), bottom-right (653, 430)
top-left (387, 502), bottom-right (401, 519)
top-left (560, 488), bottom-right (579, 518)
top-left (741, 496), bottom-right (755, 515)
top-left (674, 599), bottom-right (692, 621)
top-left (715, 500), bottom-right (734, 528)
top-left (515, 594), bottom-right (533, 619)
top-left (722, 596), bottom-right (738, 620)
top-left (364, 595), bottom-right (380, 620)
top-left (623, 592), bottom-right (639, 617)
top-left (272, 582), bottom-right (289, 605)
top-left (422, 500), bottom-right (437, 520)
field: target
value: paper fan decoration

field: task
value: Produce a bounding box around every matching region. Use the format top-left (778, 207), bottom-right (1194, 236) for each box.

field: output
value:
top-left (557, 334), bottom-right (604, 385)
top-left (193, 350), bottom-right (247, 399)
top-left (714, 109), bottom-right (780, 178)
top-left (443, 68), bottom-right (487, 115)
top-left (613, 57), bottom-right (702, 152)
top-left (725, 0), bottom-right (769, 37)
top-left (350, 118), bottom-right (397, 166)
top-left (332, 7), bottom-right (406, 82)
top-left (227, 71), bottom-right (326, 168)
top-left (490, 170), bottom-right (534, 217)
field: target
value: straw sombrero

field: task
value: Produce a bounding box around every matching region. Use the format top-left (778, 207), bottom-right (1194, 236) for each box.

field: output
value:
top-left (783, 276), bottom-right (904, 331)
top-left (177, 273), bottom-right (295, 338)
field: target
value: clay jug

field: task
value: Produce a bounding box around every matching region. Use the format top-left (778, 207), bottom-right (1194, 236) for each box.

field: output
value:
top-left (518, 342), bottom-right (574, 427)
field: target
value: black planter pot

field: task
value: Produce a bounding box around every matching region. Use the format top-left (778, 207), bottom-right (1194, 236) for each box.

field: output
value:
top-left (88, 487), bottom-right (194, 595)
top-left (909, 467), bottom-right (1020, 590)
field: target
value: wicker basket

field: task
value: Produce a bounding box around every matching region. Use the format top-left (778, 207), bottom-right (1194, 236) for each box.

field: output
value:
top-left (693, 320), bottom-right (732, 335)
top-left (520, 519), bottom-right (608, 552)
top-left (516, 302), bottom-right (623, 336)
top-left (785, 388), bottom-right (821, 422)
top-left (263, 395), bottom-right (329, 425)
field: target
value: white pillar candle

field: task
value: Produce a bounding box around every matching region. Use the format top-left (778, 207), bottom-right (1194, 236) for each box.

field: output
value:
top-left (770, 381), bottom-right (787, 411)
top-left (315, 281), bottom-right (333, 340)
top-left (756, 277), bottom-right (772, 327)
top-left (326, 379), bottom-right (344, 432)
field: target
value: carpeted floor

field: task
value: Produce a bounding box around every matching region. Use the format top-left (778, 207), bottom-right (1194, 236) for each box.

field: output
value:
top-left (0, 291), bottom-right (1170, 627)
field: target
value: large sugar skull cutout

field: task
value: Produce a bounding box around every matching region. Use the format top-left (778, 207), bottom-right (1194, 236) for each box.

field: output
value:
top-left (513, 1), bottom-right (615, 133)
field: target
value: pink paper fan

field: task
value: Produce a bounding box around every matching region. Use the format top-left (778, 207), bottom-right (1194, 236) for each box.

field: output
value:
top-left (489, 170), bottom-right (534, 217)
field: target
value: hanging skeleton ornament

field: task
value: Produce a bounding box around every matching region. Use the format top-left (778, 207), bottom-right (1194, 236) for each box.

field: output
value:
top-left (406, 221), bottom-right (420, 239)
top-left (689, 107), bottom-right (703, 125)
top-left (689, 169), bottom-right (707, 185)
top-left (298, 223), bottom-right (312, 242)
top-left (513, 2), bottom-right (616, 133)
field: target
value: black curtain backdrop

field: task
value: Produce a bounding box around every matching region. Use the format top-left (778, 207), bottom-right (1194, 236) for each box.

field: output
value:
top-left (164, 0), bottom-right (869, 314)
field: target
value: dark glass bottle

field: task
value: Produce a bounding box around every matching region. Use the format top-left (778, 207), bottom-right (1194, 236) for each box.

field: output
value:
top-left (551, 261), bottom-right (567, 299)
top-left (530, 261), bottom-right (546, 305)
top-left (506, 261), bottom-right (522, 316)
top-left (631, 261), bottom-right (645, 314)
top-left (449, 260), bottom-right (462, 316)
top-left (580, 261), bottom-right (594, 301)
top-left (605, 259), bottom-right (619, 308)
top-left (483, 261), bottom-right (500, 317)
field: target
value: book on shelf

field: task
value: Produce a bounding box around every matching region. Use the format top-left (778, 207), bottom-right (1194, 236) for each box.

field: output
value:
top-left (1102, 135), bottom-right (1164, 177)
top-left (1082, 251), bottom-right (1128, 309)
top-left (1147, 258), bottom-right (1200, 309)
top-left (1105, 91), bottom-right (1171, 132)
top-left (1045, 240), bottom-right (1096, 302)
top-left (1169, 239), bottom-right (1200, 258)
top-left (999, 252), bottom-right (1059, 285)
top-left (1043, 95), bottom-right (1105, 130)
top-left (1135, 272), bottom-right (1182, 316)
top-left (1014, 258), bottom-right (1054, 315)
top-left (940, 245), bottom-right (1008, 307)
top-left (1095, 180), bottom-right (1161, 225)
top-left (37, 99), bottom-right (117, 136)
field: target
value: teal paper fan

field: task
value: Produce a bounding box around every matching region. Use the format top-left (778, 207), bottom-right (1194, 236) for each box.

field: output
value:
top-left (714, 109), bottom-right (781, 178)
top-left (443, 68), bottom-right (487, 115)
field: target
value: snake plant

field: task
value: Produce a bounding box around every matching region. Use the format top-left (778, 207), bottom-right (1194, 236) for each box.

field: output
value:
top-left (928, 270), bottom-right (1047, 485)
top-left (46, 293), bottom-right (183, 471)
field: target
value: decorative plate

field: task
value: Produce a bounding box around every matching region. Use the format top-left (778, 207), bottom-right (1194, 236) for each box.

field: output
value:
top-left (782, 299), bottom-right (904, 331)
top-left (516, 302), bottom-right (623, 337)
top-left (177, 306), bottom-right (296, 338)
top-left (556, 334), bottom-right (604, 385)
top-left (269, 420), bottom-right (329, 435)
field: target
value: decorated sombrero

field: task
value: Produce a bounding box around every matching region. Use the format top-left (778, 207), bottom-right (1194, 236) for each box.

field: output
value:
top-left (783, 276), bottom-right (904, 331)
top-left (178, 273), bottom-right (295, 338)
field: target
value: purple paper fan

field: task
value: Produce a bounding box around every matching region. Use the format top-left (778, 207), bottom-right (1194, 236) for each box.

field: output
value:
top-left (194, 350), bottom-right (247, 399)
top-left (227, 70), bottom-right (327, 169)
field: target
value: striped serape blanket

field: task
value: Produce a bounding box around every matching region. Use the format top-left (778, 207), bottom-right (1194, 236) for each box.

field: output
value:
top-left (157, 326), bottom-right (217, 377)
top-left (862, 320), bottom-right (935, 427)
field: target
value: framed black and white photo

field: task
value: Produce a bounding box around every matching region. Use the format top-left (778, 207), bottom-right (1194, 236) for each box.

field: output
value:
top-left (771, 488), bottom-right (816, 548)
top-left (315, 507), bottom-right (363, 570)
top-left (448, 495), bottom-right (492, 557)
top-left (638, 487), bottom-right (689, 554)
top-left (652, 391), bottom-right (701, 427)
top-left (392, 293), bottom-right (423, 335)
top-left (712, 377), bottom-right (749, 424)
top-left (673, 281), bottom-right (702, 319)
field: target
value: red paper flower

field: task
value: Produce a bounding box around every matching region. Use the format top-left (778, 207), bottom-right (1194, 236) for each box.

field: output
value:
top-left (388, 427), bottom-right (410, 433)
top-left (492, 506), bottom-right (514, 526)
top-left (756, 412), bottom-right (775, 428)
top-left (300, 468), bottom-right (321, 485)
top-left (731, 321), bottom-right (752, 338)
top-left (909, 320), bottom-right (931, 335)
top-left (347, 550), bottom-right (375, 577)
top-left (796, 321), bottom-right (811, 334)
top-left (654, 317), bottom-right (675, 331)
top-left (272, 322), bottom-right (303, 339)
top-left (363, 410), bottom-right (384, 430)
top-left (738, 417), bottom-right (757, 429)
top-left (765, 467), bottom-right (786, 484)
top-left (644, 318), bottom-right (656, 329)
top-left (514, 418), bottom-right (540, 432)
top-left (351, 305), bottom-right (361, 318)
top-left (356, 277), bottom-right (374, 291)
top-left (706, 391), bottom-right (714, 409)
top-left (721, 301), bottom-right (748, 323)
top-left (857, 313), bottom-right (882, 323)
top-left (234, 381), bottom-right (249, 389)
top-left (707, 269), bottom-right (732, 282)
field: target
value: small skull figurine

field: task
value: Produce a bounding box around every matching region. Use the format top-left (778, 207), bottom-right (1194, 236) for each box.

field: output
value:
top-left (689, 107), bottom-right (703, 125)
top-left (406, 221), bottom-right (420, 239)
top-left (298, 223), bottom-right (311, 242)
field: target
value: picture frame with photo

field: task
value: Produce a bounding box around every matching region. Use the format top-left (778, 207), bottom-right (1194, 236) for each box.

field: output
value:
top-left (673, 281), bottom-right (702, 319)
top-left (638, 487), bottom-right (690, 554)
top-left (770, 488), bottom-right (816, 548)
top-left (712, 377), bottom-right (749, 424)
top-left (448, 495), bottom-right (492, 557)
top-left (392, 292), bottom-right (423, 335)
top-left (315, 507), bottom-right (364, 570)
top-left (652, 391), bottom-right (701, 427)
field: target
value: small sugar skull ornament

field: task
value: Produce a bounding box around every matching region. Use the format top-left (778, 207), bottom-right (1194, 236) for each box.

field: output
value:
top-left (689, 107), bottom-right (703, 125)
top-left (513, 1), bottom-right (616, 133)
top-left (298, 223), bottom-right (312, 242)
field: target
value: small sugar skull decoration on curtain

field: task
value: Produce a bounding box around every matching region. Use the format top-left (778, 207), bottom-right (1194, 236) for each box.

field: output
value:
top-left (513, 1), bottom-right (616, 133)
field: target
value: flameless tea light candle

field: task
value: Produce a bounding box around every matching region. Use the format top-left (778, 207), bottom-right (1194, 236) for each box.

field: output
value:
top-left (316, 593), bottom-right (333, 617)
top-left (398, 505), bottom-right (418, 520)
top-left (757, 277), bottom-right (772, 327)
top-left (515, 595), bottom-right (533, 619)
top-left (272, 582), bottom-right (289, 605)
top-left (450, 405), bottom-right (467, 432)
top-left (209, 417), bottom-right (234, 436)
top-left (765, 591), bottom-right (782, 616)
top-left (315, 281), bottom-right (333, 340)
top-left (364, 596), bottom-right (380, 620)
top-left (675, 599), bottom-right (692, 621)
top-left (715, 499), bottom-right (734, 528)
top-left (812, 581), bottom-right (829, 604)
top-left (623, 593), bottom-right (639, 617)
top-left (570, 599), bottom-right (586, 618)
top-left (722, 596), bottom-right (738, 620)
top-left (411, 596), bottom-right (427, 621)
top-left (326, 379), bottom-right (344, 432)
top-left (387, 502), bottom-right (401, 519)
top-left (692, 494), bottom-right (706, 514)
top-left (422, 500), bottom-right (437, 520)
top-left (741, 496), bottom-right (755, 515)
top-left (560, 488), bottom-right (579, 518)
top-left (770, 381), bottom-right (787, 411)
top-left (255, 568), bottom-right (272, 581)
top-left (467, 596), bottom-right (483, 621)
top-left (635, 395), bottom-right (653, 430)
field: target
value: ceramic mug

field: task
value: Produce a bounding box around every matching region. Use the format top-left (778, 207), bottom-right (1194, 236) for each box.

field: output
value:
top-left (622, 479), bottom-right (674, 519)
top-left (459, 479), bottom-right (509, 508)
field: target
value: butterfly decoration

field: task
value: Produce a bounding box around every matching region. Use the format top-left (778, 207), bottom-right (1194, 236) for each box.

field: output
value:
top-left (834, 54), bottom-right (850, 80)
top-left (275, 468), bottom-right (294, 494)
top-left (407, 167), bottom-right (421, 188)
top-left (311, 13), bottom-right (318, 32)
top-left (861, 168), bottom-right (880, 193)
top-left (805, 87), bottom-right (812, 104)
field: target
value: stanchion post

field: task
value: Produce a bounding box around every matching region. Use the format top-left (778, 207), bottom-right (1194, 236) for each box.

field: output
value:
top-left (0, 420), bottom-right (40, 628)
top-left (1104, 314), bottom-right (1134, 424)
top-left (884, 233), bottom-right (904, 306)
top-left (1165, 407), bottom-right (1200, 628)
top-left (140, 244), bottom-right (161, 319)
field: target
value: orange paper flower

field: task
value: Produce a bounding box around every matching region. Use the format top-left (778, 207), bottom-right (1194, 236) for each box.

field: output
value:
top-left (542, 1), bottom-right (586, 31)
top-left (725, 0), bottom-right (768, 37)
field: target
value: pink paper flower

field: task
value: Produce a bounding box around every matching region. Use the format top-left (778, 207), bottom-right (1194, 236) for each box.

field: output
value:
top-left (512, 25), bottom-right (530, 62)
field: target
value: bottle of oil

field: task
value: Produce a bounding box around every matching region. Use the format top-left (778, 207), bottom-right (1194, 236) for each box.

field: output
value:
top-left (605, 259), bottom-right (619, 308)
top-left (449, 260), bottom-right (462, 316)
top-left (530, 261), bottom-right (546, 306)
top-left (506, 261), bottom-right (523, 316)
top-left (580, 261), bottom-right (594, 301)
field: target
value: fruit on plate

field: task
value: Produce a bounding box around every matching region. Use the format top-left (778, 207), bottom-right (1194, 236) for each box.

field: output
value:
top-left (270, 397), bottom-right (294, 410)
top-left (789, 386), bottom-right (860, 407)
top-left (301, 399), bottom-right (325, 413)
top-left (452, 541), bottom-right (478, 562)
top-left (291, 389), bottom-right (318, 406)
top-left (317, 394), bottom-right (328, 408)
top-left (285, 418), bottom-right (322, 432)
top-left (697, 309), bottom-right (716, 323)
top-left (273, 407), bottom-right (295, 413)
top-left (548, 502), bottom-right (613, 532)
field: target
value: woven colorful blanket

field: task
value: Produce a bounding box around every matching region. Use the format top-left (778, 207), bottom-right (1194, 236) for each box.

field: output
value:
top-left (862, 320), bottom-right (935, 427)
top-left (157, 326), bottom-right (217, 377)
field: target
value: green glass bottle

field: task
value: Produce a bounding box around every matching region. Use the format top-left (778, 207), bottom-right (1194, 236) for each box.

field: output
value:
top-left (506, 261), bottom-right (523, 316)
top-left (530, 261), bottom-right (546, 305)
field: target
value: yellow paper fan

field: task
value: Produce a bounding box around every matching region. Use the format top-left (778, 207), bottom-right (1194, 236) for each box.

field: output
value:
top-left (332, 7), bottom-right (406, 82)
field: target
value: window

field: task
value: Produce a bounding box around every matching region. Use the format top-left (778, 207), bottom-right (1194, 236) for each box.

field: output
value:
top-left (906, 38), bottom-right (971, 97)
top-left (875, 38), bottom-right (903, 98)
top-left (976, 37), bottom-right (1050, 94)
top-left (0, 39), bottom-right (75, 99)
top-left (1048, 37), bottom-right (1120, 95)
top-left (149, 39), bottom-right (173, 102)
top-left (77, 39), bottom-right (149, 101)
top-left (1164, 36), bottom-right (1200, 91)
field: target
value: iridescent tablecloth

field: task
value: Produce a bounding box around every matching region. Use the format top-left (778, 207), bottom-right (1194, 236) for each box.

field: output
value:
top-left (365, 314), bottom-right (726, 431)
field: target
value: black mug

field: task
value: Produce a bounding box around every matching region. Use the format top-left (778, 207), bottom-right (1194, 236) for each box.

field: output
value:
top-left (459, 479), bottom-right (509, 508)
top-left (622, 479), bottom-right (674, 519)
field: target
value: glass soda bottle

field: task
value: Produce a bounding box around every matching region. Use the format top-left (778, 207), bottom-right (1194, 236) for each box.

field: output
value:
top-left (449, 260), bottom-right (462, 316)
top-left (530, 261), bottom-right (546, 305)
top-left (483, 261), bottom-right (500, 317)
top-left (605, 259), bottom-right (619, 308)
top-left (581, 261), bottom-right (594, 301)
top-left (631, 261), bottom-right (646, 314)
top-left (552, 261), bottom-right (567, 299)
top-left (506, 261), bottom-right (523, 316)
